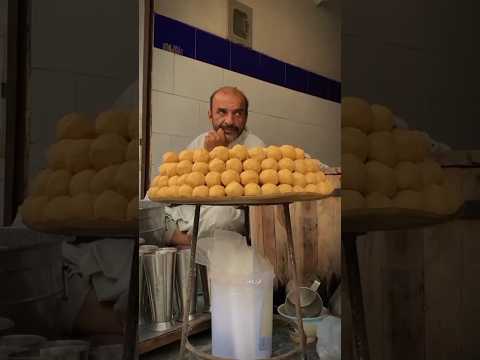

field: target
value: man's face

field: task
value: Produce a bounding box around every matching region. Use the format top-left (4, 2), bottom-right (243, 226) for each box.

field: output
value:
top-left (209, 91), bottom-right (247, 143)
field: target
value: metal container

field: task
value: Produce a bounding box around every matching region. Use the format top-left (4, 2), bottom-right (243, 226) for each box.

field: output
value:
top-left (175, 248), bottom-right (198, 320)
top-left (0, 229), bottom-right (66, 337)
top-left (138, 245), bottom-right (158, 326)
top-left (143, 248), bottom-right (177, 331)
top-left (139, 200), bottom-right (165, 245)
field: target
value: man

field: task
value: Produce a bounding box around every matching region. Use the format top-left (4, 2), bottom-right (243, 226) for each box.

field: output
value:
top-left (163, 86), bottom-right (265, 245)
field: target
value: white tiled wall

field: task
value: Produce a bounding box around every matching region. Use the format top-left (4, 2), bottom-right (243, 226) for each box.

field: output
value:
top-left (150, 48), bottom-right (341, 181)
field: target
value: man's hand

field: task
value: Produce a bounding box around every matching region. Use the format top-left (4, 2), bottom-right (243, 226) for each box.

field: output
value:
top-left (204, 128), bottom-right (227, 151)
top-left (170, 230), bottom-right (192, 246)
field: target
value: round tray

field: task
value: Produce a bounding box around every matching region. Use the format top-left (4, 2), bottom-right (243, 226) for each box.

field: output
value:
top-left (149, 189), bottom-right (340, 206)
top-left (342, 205), bottom-right (464, 233)
top-left (24, 220), bottom-right (138, 238)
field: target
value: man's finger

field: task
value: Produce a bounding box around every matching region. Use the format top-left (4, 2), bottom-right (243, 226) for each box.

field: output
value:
top-left (217, 128), bottom-right (226, 143)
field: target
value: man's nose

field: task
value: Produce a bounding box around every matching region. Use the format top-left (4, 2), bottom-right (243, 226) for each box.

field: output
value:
top-left (224, 112), bottom-right (234, 125)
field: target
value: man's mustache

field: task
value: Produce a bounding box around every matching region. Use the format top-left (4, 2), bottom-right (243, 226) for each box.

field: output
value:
top-left (220, 125), bottom-right (240, 133)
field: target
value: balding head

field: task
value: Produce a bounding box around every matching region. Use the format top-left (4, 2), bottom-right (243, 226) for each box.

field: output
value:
top-left (208, 86), bottom-right (249, 143)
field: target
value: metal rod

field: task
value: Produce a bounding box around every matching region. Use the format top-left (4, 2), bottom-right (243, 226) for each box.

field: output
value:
top-left (244, 206), bottom-right (251, 246)
top-left (343, 232), bottom-right (370, 360)
top-left (178, 204), bottom-right (201, 359)
top-left (282, 203), bottom-right (307, 360)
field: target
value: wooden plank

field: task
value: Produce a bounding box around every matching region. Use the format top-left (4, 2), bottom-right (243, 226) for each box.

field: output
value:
top-left (291, 202), bottom-right (305, 285)
top-left (424, 222), bottom-right (463, 360)
top-left (274, 204), bottom-right (289, 287)
top-left (383, 229), bottom-right (425, 360)
top-left (301, 201), bottom-right (317, 282)
top-left (249, 206), bottom-right (264, 256)
top-left (262, 205), bottom-right (277, 286)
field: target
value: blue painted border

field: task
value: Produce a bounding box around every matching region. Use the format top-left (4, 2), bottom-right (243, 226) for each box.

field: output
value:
top-left (154, 13), bottom-right (341, 103)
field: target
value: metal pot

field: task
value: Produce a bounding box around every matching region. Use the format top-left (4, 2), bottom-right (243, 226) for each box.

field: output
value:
top-left (139, 200), bottom-right (165, 245)
top-left (0, 228), bottom-right (66, 337)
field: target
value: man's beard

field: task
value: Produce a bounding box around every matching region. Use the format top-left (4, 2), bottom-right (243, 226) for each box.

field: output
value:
top-left (215, 124), bottom-right (244, 142)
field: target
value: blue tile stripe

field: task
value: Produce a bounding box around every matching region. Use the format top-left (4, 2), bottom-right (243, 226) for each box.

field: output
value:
top-left (154, 13), bottom-right (341, 103)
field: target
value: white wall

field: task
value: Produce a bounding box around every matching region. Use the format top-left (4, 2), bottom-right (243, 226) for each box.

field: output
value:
top-left (150, 48), bottom-right (340, 180)
top-left (154, 0), bottom-right (341, 80)
top-left (28, 0), bottom-right (138, 178)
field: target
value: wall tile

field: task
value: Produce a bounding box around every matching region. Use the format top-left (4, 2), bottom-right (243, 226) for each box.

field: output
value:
top-left (152, 49), bottom-right (174, 93)
top-left (287, 91), bottom-right (340, 127)
top-left (174, 55), bottom-right (224, 102)
top-left (285, 64), bottom-right (308, 93)
top-left (223, 70), bottom-right (263, 113)
top-left (198, 101), bottom-right (212, 135)
top-left (150, 132), bottom-right (171, 178)
top-left (195, 29), bottom-right (229, 69)
top-left (150, 91), bottom-right (200, 137)
top-left (30, 69), bottom-right (75, 145)
top-left (258, 54), bottom-right (285, 87)
top-left (169, 134), bottom-right (192, 152)
top-left (230, 42), bottom-right (260, 79)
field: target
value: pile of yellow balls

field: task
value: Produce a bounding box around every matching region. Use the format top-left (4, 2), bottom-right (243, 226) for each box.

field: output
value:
top-left (148, 144), bottom-right (335, 199)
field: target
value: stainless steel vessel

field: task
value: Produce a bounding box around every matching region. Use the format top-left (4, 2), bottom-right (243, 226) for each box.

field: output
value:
top-left (175, 248), bottom-right (198, 320)
top-left (139, 200), bottom-right (165, 245)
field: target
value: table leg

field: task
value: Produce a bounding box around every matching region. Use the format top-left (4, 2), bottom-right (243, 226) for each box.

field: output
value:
top-left (123, 238), bottom-right (138, 360)
top-left (178, 204), bottom-right (201, 360)
top-left (282, 203), bottom-right (307, 360)
top-left (343, 232), bottom-right (370, 360)
top-left (243, 206), bottom-right (251, 246)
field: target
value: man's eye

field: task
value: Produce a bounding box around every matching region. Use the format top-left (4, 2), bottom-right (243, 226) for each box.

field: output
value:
top-left (218, 109), bottom-right (226, 115)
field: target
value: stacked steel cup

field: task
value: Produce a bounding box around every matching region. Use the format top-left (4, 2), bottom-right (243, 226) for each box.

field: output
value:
top-left (143, 247), bottom-right (177, 331)
top-left (175, 247), bottom-right (198, 321)
top-left (138, 245), bottom-right (159, 326)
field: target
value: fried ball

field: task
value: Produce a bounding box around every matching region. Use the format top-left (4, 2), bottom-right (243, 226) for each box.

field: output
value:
top-left (278, 158), bottom-right (295, 172)
top-left (209, 185), bottom-right (225, 197)
top-left (316, 171), bottom-right (326, 183)
top-left (294, 159), bottom-right (307, 174)
top-left (278, 169), bottom-right (293, 185)
top-left (365, 161), bottom-right (396, 197)
top-left (176, 174), bottom-right (187, 186)
top-left (292, 172), bottom-right (307, 187)
top-left (163, 152), bottom-right (178, 163)
top-left (95, 110), bottom-right (129, 138)
top-left (261, 183), bottom-right (279, 195)
top-left (71, 193), bottom-right (95, 220)
top-left (127, 196), bottom-right (138, 220)
top-left (64, 139), bottom-right (92, 173)
top-left (244, 183), bottom-right (262, 196)
top-left (209, 158), bottom-right (226, 173)
top-left (89, 133), bottom-right (127, 170)
top-left (44, 196), bottom-right (73, 222)
top-left (280, 145), bottom-right (296, 160)
top-left (261, 158), bottom-right (278, 171)
top-left (94, 190), bottom-right (128, 221)
top-left (342, 127), bottom-right (368, 162)
top-left (178, 150), bottom-right (194, 162)
top-left (178, 184), bottom-right (193, 197)
top-left (205, 172), bottom-right (222, 187)
top-left (176, 160), bottom-right (193, 175)
top-left (225, 181), bottom-right (244, 197)
top-left (305, 159), bottom-right (320, 172)
top-left (342, 190), bottom-right (365, 210)
top-left (46, 140), bottom-right (72, 170)
top-left (193, 149), bottom-right (210, 163)
top-left (305, 184), bottom-right (318, 193)
top-left (90, 165), bottom-right (119, 194)
top-left (210, 146), bottom-right (229, 161)
top-left (21, 196), bottom-right (49, 223)
top-left (305, 172), bottom-right (317, 185)
top-left (265, 145), bottom-right (282, 161)
top-left (366, 192), bottom-right (392, 209)
top-left (113, 161), bottom-right (138, 198)
top-left (126, 139), bottom-right (138, 161)
top-left (46, 170), bottom-right (72, 198)
top-left (260, 169), bottom-right (279, 185)
top-left (69, 169), bottom-right (96, 196)
top-left (192, 185), bottom-right (209, 197)
top-left (341, 97), bottom-right (373, 134)
top-left (278, 184), bottom-right (293, 194)
top-left (293, 185), bottom-right (305, 193)
top-left (248, 147), bottom-right (266, 162)
top-left (159, 163), bottom-right (178, 177)
top-left (221, 169), bottom-right (240, 186)
top-left (229, 144), bottom-right (248, 161)
top-left (295, 147), bottom-right (305, 160)
top-left (243, 158), bottom-right (261, 172)
top-left (168, 175), bottom-right (179, 187)
top-left (153, 175), bottom-right (169, 188)
top-left (240, 170), bottom-right (259, 186)
top-left (166, 186), bottom-right (179, 197)
top-left (186, 172), bottom-right (205, 187)
top-left (29, 169), bottom-right (53, 196)
top-left (317, 179), bottom-right (335, 195)
top-left (56, 113), bottom-right (94, 140)
top-left (192, 162), bottom-right (209, 175)
top-left (371, 104), bottom-right (394, 132)
top-left (226, 158), bottom-right (243, 173)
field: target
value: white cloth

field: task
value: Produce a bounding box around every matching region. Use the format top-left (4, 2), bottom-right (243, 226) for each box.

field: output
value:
top-left (164, 128), bottom-right (265, 241)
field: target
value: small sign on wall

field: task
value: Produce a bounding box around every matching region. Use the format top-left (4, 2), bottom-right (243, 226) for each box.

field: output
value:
top-left (228, 0), bottom-right (252, 48)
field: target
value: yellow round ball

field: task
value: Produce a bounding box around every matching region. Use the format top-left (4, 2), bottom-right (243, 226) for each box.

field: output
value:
top-left (292, 172), bottom-right (307, 187)
top-left (193, 148), bottom-right (210, 163)
top-left (205, 172), bottom-right (222, 187)
top-left (157, 187), bottom-right (169, 198)
top-left (278, 184), bottom-right (293, 194)
top-left (221, 169), bottom-right (240, 186)
top-left (94, 191), bottom-right (128, 221)
top-left (192, 185), bottom-right (209, 197)
top-left (226, 158), bottom-right (243, 173)
top-left (178, 184), bottom-right (193, 197)
top-left (261, 183), bottom-right (279, 195)
top-left (159, 163), bottom-right (177, 177)
top-left (186, 172), bottom-right (205, 187)
top-left (177, 174), bottom-right (187, 186)
top-left (305, 184), bottom-right (318, 193)
top-left (209, 185), bottom-right (225, 197)
top-left (293, 185), bottom-right (305, 193)
top-left (192, 162), bottom-right (209, 175)
top-left (210, 146), bottom-right (229, 161)
top-left (168, 176), bottom-right (179, 187)
top-left (266, 145), bottom-right (282, 161)
top-left (177, 160), bottom-right (193, 175)
top-left (244, 183), bottom-right (261, 196)
top-left (178, 149), bottom-right (194, 162)
top-left (278, 158), bottom-right (295, 171)
top-left (166, 186), bottom-right (179, 197)
top-left (280, 145), bottom-right (296, 160)
top-left (295, 148), bottom-right (305, 160)
top-left (225, 181), bottom-right (244, 197)
top-left (209, 158), bottom-right (226, 173)
top-left (305, 172), bottom-right (317, 185)
top-left (278, 169), bottom-right (293, 185)
top-left (261, 158), bottom-right (278, 171)
top-left (154, 175), bottom-right (169, 188)
top-left (260, 169), bottom-right (279, 185)
top-left (240, 170), bottom-right (259, 186)
top-left (316, 171), bottom-right (326, 183)
top-left (305, 159), bottom-right (320, 172)
top-left (229, 144), bottom-right (248, 161)
top-left (163, 151), bottom-right (178, 163)
top-left (243, 158), bottom-right (261, 172)
top-left (318, 179), bottom-right (334, 195)
top-left (248, 147), bottom-right (266, 162)
top-left (294, 159), bottom-right (307, 174)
